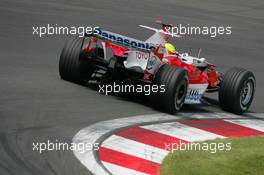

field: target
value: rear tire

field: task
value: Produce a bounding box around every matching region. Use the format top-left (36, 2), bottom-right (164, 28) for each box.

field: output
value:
top-left (59, 37), bottom-right (92, 85)
top-left (219, 67), bottom-right (256, 114)
top-left (150, 64), bottom-right (188, 114)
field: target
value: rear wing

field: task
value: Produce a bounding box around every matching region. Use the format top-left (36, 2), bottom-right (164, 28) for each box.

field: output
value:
top-left (87, 27), bottom-right (156, 53)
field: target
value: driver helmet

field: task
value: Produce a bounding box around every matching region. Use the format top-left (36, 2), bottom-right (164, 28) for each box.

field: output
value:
top-left (164, 43), bottom-right (176, 55)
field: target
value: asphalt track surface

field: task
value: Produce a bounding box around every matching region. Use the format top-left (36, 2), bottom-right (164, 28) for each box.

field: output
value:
top-left (0, 0), bottom-right (264, 174)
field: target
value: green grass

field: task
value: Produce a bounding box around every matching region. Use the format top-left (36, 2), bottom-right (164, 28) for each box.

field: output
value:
top-left (161, 136), bottom-right (264, 175)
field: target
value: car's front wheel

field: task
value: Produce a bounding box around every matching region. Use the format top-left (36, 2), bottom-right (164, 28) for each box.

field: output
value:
top-left (219, 67), bottom-right (256, 114)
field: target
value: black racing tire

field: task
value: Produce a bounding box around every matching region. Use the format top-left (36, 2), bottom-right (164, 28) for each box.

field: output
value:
top-left (59, 37), bottom-right (92, 85)
top-left (150, 64), bottom-right (188, 114)
top-left (219, 67), bottom-right (256, 114)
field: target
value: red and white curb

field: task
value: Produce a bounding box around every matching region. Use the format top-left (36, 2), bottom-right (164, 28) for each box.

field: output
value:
top-left (72, 113), bottom-right (264, 175)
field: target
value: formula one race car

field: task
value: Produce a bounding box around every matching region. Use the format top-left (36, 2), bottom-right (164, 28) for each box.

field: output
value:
top-left (59, 21), bottom-right (256, 114)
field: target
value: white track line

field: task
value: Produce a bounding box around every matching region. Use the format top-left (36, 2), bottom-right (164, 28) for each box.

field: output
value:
top-left (102, 135), bottom-right (168, 163)
top-left (141, 122), bottom-right (225, 142)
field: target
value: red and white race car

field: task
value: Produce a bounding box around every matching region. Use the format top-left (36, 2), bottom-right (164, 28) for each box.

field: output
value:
top-left (59, 21), bottom-right (256, 114)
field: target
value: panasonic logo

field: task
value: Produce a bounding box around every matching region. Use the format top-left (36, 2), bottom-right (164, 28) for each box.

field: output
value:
top-left (95, 28), bottom-right (155, 50)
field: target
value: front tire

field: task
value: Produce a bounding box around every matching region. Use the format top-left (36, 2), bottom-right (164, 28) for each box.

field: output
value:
top-left (150, 64), bottom-right (188, 114)
top-left (219, 67), bottom-right (256, 114)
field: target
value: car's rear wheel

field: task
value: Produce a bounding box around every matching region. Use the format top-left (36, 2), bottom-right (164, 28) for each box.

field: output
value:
top-left (150, 64), bottom-right (188, 114)
top-left (219, 67), bottom-right (256, 114)
top-left (59, 37), bottom-right (93, 85)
